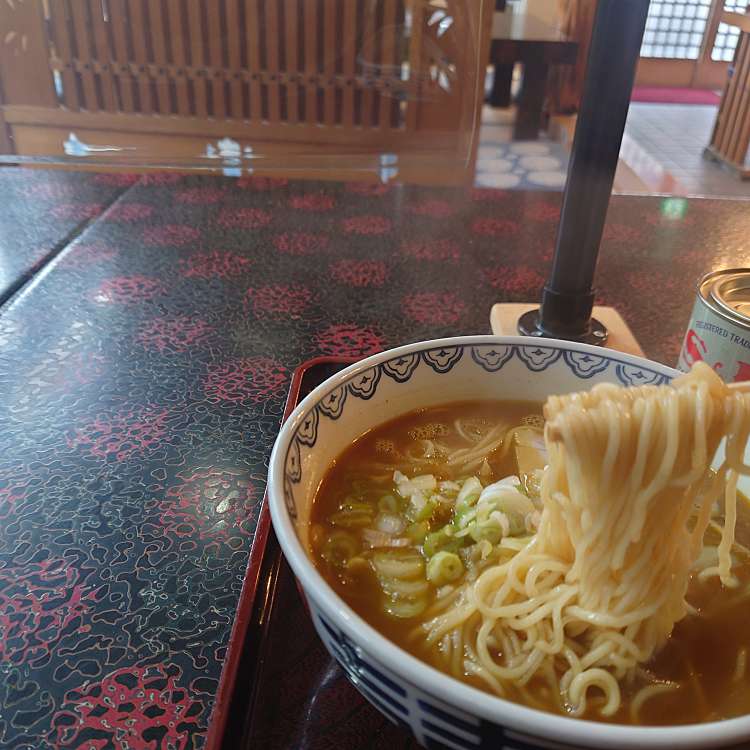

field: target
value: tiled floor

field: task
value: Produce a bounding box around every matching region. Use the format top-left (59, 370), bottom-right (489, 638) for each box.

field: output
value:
top-left (475, 101), bottom-right (750, 199)
top-left (620, 103), bottom-right (750, 199)
top-left (475, 107), bottom-right (570, 190)
top-left (474, 105), bottom-right (644, 194)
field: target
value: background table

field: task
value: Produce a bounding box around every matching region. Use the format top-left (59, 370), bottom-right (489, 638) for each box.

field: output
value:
top-left (490, 10), bottom-right (578, 139)
top-left (0, 169), bottom-right (749, 750)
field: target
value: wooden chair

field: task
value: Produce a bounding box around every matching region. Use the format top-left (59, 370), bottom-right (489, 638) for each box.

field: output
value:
top-left (0, 0), bottom-right (492, 185)
top-left (705, 10), bottom-right (750, 179)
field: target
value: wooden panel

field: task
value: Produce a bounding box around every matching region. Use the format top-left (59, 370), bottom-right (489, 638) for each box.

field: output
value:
top-left (692, 60), bottom-right (733, 89)
top-left (727, 36), bottom-right (750, 163)
top-left (49, 0), bottom-right (82, 109)
top-left (323, 0), bottom-right (336, 125)
top-left (716, 37), bottom-right (742, 153)
top-left (698, 0), bottom-right (727, 65)
top-left (0, 0), bottom-right (57, 108)
top-left (127, 0), bottom-right (154, 113)
top-left (69, 0), bottom-right (100, 110)
top-left (341, 0), bottom-right (357, 127)
top-left (148, 0), bottom-right (172, 114)
top-left (246, 0), bottom-right (263, 121)
top-left (732, 102), bottom-right (750, 165)
top-left (360, 1), bottom-right (375, 128)
top-left (405, 0), bottom-right (424, 130)
top-left (107, 0), bottom-right (136, 112)
top-left (636, 57), bottom-right (729, 89)
top-left (304, 0), bottom-right (319, 123)
top-left (717, 34), bottom-right (749, 155)
top-left (709, 75), bottom-right (729, 147)
top-left (9, 124), bottom-right (470, 184)
top-left (186, 0), bottom-right (208, 117)
top-left (1, 0), bottom-right (484, 174)
top-left (0, 94), bottom-right (12, 153)
top-left (88, 0), bottom-right (118, 111)
top-left (265, 0), bottom-right (282, 122)
top-left (226, 0), bottom-right (245, 119)
top-left (206, 1), bottom-right (227, 118)
top-left (709, 22), bottom-right (750, 171)
top-left (422, 0), bottom-right (471, 132)
top-left (284, 0), bottom-right (300, 124)
top-left (398, 0), bottom-right (491, 163)
top-left (4, 104), bottom-right (457, 147)
top-left (635, 58), bottom-right (695, 87)
top-left (166, 0), bottom-right (191, 116)
top-left (722, 11), bottom-right (750, 34)
top-left (459, 0), bottom-right (493, 165)
top-left (379, 0), bottom-right (397, 129)
top-left (705, 144), bottom-right (750, 176)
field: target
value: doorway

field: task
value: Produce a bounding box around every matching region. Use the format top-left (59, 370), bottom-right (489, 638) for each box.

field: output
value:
top-left (636, 0), bottom-right (747, 89)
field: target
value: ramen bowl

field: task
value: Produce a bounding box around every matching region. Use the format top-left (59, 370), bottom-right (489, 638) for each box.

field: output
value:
top-left (267, 335), bottom-right (750, 750)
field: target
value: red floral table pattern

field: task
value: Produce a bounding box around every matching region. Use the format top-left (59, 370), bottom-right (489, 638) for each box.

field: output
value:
top-left (0, 171), bottom-right (749, 750)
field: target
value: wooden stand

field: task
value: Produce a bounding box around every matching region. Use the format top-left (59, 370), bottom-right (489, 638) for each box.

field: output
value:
top-left (705, 11), bottom-right (750, 180)
top-left (490, 303), bottom-right (644, 357)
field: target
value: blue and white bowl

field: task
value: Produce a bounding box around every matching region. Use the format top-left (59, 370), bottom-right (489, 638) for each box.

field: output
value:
top-left (268, 336), bottom-right (750, 749)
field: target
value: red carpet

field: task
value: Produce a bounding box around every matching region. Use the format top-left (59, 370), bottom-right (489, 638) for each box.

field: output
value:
top-left (631, 86), bottom-right (721, 105)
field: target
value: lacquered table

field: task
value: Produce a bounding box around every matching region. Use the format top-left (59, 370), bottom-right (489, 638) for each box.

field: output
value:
top-left (0, 169), bottom-right (128, 304)
top-left (0, 169), bottom-right (748, 750)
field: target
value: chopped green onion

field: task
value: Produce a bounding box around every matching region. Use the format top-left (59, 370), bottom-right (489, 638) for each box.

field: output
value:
top-left (406, 521), bottom-right (429, 543)
top-left (384, 597), bottom-right (427, 618)
top-left (372, 549), bottom-right (428, 619)
top-left (426, 551), bottom-right (464, 585)
top-left (423, 526), bottom-right (464, 558)
top-left (372, 549), bottom-right (424, 579)
top-left (455, 477), bottom-right (482, 515)
top-left (468, 517), bottom-right (505, 545)
top-left (412, 496), bottom-right (437, 522)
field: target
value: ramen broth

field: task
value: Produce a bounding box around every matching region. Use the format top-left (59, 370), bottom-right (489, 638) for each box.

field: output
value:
top-left (308, 400), bottom-right (750, 725)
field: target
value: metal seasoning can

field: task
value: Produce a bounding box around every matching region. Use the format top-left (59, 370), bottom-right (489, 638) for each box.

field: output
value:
top-left (678, 269), bottom-right (750, 383)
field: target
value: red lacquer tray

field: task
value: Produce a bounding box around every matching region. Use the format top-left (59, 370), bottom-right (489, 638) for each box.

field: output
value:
top-left (205, 356), bottom-right (405, 750)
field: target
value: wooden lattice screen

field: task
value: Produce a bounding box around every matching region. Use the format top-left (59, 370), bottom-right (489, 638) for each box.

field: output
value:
top-left (706, 10), bottom-right (750, 178)
top-left (0, 0), bottom-right (491, 183)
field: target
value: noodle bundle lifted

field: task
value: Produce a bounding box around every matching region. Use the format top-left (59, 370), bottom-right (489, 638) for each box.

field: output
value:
top-left (458, 362), bottom-right (749, 716)
top-left (311, 363), bottom-right (750, 723)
